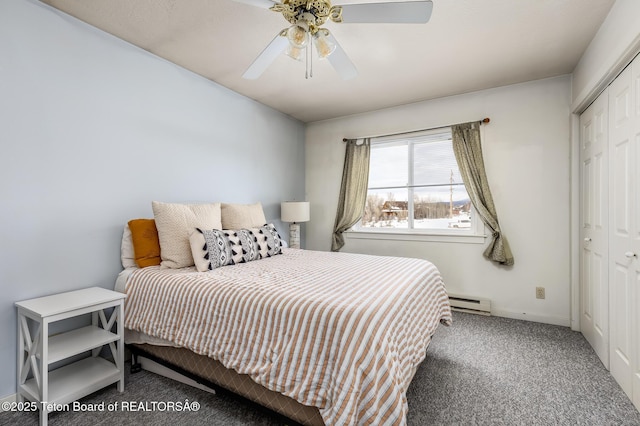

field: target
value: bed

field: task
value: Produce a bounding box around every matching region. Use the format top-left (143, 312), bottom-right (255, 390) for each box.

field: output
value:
top-left (116, 202), bottom-right (451, 425)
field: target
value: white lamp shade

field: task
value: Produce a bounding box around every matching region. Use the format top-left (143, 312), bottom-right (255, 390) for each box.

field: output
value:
top-left (281, 201), bottom-right (310, 223)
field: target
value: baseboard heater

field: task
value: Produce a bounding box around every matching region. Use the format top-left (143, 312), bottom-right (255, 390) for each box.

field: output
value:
top-left (448, 293), bottom-right (491, 316)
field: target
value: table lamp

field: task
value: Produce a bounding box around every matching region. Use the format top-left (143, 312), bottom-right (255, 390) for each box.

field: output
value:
top-left (281, 201), bottom-right (310, 249)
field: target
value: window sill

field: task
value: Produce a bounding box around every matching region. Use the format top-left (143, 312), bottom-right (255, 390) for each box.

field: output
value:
top-left (345, 230), bottom-right (487, 244)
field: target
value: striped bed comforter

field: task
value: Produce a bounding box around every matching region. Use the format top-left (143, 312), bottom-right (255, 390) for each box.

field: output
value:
top-left (124, 248), bottom-right (451, 425)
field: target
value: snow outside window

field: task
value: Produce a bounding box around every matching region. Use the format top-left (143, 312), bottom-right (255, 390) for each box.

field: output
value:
top-left (354, 128), bottom-right (482, 237)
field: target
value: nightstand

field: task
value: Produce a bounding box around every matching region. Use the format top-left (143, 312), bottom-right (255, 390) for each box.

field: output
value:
top-left (15, 287), bottom-right (126, 426)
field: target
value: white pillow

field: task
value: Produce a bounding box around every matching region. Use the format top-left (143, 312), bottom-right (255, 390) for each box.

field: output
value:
top-left (152, 201), bottom-right (222, 269)
top-left (221, 202), bottom-right (267, 229)
top-left (120, 225), bottom-right (137, 269)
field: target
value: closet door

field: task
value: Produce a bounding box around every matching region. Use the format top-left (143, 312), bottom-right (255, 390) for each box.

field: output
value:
top-left (580, 90), bottom-right (609, 367)
top-left (631, 55), bottom-right (640, 412)
top-left (608, 62), bottom-right (637, 401)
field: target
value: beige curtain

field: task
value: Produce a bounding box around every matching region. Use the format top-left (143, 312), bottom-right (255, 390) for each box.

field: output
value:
top-left (332, 138), bottom-right (371, 251)
top-left (452, 122), bottom-right (514, 266)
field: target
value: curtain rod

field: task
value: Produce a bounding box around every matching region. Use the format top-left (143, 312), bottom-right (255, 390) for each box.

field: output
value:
top-left (342, 117), bottom-right (490, 142)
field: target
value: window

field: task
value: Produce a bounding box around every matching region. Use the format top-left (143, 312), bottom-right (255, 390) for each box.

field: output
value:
top-left (356, 128), bottom-right (480, 236)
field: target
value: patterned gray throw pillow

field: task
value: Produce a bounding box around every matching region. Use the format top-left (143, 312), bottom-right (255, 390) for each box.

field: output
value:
top-left (193, 223), bottom-right (283, 270)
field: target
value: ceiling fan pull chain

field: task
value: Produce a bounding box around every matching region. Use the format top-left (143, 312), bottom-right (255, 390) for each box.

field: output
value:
top-left (305, 44), bottom-right (309, 79)
top-left (310, 34), bottom-right (314, 78)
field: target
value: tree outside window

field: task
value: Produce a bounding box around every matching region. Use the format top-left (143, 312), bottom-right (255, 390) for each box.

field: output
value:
top-left (359, 129), bottom-right (475, 233)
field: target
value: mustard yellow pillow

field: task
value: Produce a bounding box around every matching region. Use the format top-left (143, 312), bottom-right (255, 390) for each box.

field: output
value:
top-left (128, 219), bottom-right (161, 268)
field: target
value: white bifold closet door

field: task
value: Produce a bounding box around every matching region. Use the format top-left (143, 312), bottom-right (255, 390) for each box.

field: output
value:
top-left (634, 54), bottom-right (640, 413)
top-left (607, 56), bottom-right (640, 408)
top-left (580, 89), bottom-right (609, 368)
top-left (580, 53), bottom-right (640, 412)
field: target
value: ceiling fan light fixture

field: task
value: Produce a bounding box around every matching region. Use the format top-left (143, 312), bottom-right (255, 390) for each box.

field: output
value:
top-left (286, 24), bottom-right (309, 48)
top-left (313, 30), bottom-right (336, 59)
top-left (286, 44), bottom-right (305, 62)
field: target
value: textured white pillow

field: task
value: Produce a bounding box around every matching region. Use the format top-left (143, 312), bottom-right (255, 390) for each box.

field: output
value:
top-left (152, 201), bottom-right (222, 269)
top-left (120, 225), bottom-right (137, 269)
top-left (221, 202), bottom-right (267, 229)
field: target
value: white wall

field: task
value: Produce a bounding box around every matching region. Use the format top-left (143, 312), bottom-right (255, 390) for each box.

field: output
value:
top-left (0, 0), bottom-right (304, 398)
top-left (572, 0), bottom-right (640, 111)
top-left (306, 76), bottom-right (571, 326)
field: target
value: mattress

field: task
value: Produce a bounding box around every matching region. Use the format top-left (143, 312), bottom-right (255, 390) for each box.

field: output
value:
top-left (119, 248), bottom-right (451, 425)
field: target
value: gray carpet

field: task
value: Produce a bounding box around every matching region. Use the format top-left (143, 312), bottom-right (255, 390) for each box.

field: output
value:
top-left (406, 313), bottom-right (640, 425)
top-left (2, 312), bottom-right (639, 425)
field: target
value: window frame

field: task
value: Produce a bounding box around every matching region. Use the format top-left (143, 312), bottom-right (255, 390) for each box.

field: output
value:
top-left (349, 128), bottom-right (486, 244)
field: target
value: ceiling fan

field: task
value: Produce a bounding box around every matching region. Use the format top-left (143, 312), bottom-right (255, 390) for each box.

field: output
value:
top-left (235, 0), bottom-right (433, 80)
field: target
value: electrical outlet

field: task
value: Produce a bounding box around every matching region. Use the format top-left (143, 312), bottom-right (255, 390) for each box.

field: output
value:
top-left (536, 287), bottom-right (545, 299)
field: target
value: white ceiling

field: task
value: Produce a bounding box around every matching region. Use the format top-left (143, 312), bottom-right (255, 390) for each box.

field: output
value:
top-left (40, 0), bottom-right (615, 123)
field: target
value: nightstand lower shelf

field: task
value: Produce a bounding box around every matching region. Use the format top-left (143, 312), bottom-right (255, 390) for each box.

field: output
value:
top-left (21, 357), bottom-right (121, 410)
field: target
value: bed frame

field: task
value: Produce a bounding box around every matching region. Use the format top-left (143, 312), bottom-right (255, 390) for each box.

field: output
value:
top-left (128, 343), bottom-right (325, 426)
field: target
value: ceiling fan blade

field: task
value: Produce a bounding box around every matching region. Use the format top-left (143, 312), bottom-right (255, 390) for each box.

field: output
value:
top-left (231, 0), bottom-right (278, 9)
top-left (339, 1), bottom-right (433, 24)
top-left (242, 32), bottom-right (289, 79)
top-left (325, 32), bottom-right (357, 80)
